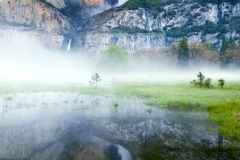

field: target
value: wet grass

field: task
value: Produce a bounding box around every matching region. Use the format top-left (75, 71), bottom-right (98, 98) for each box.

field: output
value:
top-left (4, 97), bottom-right (13, 101)
top-left (112, 82), bottom-right (240, 141)
top-left (0, 81), bottom-right (240, 141)
top-left (207, 103), bottom-right (240, 141)
top-left (114, 102), bottom-right (118, 108)
top-left (138, 139), bottom-right (240, 160)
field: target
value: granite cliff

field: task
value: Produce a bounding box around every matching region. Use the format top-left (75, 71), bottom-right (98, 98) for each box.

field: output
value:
top-left (0, 0), bottom-right (72, 48)
top-left (0, 0), bottom-right (119, 49)
top-left (78, 1), bottom-right (240, 53)
top-left (0, 0), bottom-right (240, 53)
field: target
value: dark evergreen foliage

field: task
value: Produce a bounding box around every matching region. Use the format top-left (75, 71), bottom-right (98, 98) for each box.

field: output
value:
top-left (166, 21), bottom-right (218, 38)
top-left (178, 37), bottom-right (190, 68)
top-left (111, 26), bottom-right (150, 34)
top-left (218, 78), bottom-right (225, 88)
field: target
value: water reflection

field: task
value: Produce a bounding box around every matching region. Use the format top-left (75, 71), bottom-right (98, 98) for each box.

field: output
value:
top-left (0, 92), bottom-right (238, 159)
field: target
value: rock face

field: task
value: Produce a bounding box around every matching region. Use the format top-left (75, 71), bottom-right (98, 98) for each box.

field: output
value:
top-left (0, 25), bottom-right (66, 48)
top-left (0, 0), bottom-right (124, 49)
top-left (0, 0), bottom-right (72, 33)
top-left (84, 0), bottom-right (104, 7)
top-left (75, 32), bottom-right (169, 54)
top-left (84, 2), bottom-right (240, 33)
top-left (77, 2), bottom-right (240, 53)
top-left (46, 0), bottom-right (66, 9)
top-left (86, 3), bottom-right (240, 31)
top-left (0, 0), bottom-right (240, 53)
top-left (0, 0), bottom-right (72, 48)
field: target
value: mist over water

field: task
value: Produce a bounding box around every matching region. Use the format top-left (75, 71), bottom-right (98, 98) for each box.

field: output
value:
top-left (0, 35), bottom-right (240, 83)
top-left (0, 92), bottom-right (221, 159)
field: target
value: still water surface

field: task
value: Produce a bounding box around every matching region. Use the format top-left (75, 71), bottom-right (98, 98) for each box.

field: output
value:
top-left (0, 92), bottom-right (238, 159)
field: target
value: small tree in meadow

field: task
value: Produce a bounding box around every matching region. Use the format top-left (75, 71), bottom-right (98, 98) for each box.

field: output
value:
top-left (218, 79), bottom-right (225, 88)
top-left (191, 71), bottom-right (205, 87)
top-left (204, 78), bottom-right (212, 88)
top-left (89, 80), bottom-right (95, 87)
top-left (197, 71), bottom-right (205, 87)
top-left (89, 73), bottom-right (101, 88)
top-left (191, 71), bottom-right (212, 88)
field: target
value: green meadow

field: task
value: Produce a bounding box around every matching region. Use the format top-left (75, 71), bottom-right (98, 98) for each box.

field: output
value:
top-left (113, 82), bottom-right (240, 141)
top-left (0, 80), bottom-right (240, 141)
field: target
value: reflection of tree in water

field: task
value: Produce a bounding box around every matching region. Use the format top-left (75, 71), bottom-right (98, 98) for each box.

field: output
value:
top-left (2, 105), bottom-right (7, 119)
top-left (104, 144), bottom-right (121, 160)
top-left (218, 132), bottom-right (223, 148)
top-left (91, 96), bottom-right (101, 108)
top-left (2, 103), bottom-right (10, 120)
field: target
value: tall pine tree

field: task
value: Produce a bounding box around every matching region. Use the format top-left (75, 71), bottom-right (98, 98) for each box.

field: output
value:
top-left (178, 37), bottom-right (190, 68)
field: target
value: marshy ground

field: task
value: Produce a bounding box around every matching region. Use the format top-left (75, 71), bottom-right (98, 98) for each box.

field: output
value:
top-left (0, 79), bottom-right (239, 159)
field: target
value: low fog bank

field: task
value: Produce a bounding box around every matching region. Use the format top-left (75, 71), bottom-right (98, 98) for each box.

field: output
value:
top-left (0, 37), bottom-right (239, 84)
top-left (0, 37), bottom-right (95, 82)
top-left (110, 69), bottom-right (240, 84)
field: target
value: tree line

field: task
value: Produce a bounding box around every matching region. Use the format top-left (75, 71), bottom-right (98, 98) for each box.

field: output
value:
top-left (94, 37), bottom-right (239, 72)
top-left (170, 37), bottom-right (240, 68)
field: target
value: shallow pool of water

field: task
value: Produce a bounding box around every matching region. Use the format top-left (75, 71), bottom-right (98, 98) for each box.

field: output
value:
top-left (0, 92), bottom-right (239, 159)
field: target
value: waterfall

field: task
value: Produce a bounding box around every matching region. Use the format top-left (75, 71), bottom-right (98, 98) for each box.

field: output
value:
top-left (130, 36), bottom-right (135, 53)
top-left (117, 145), bottom-right (132, 160)
top-left (67, 39), bottom-right (72, 51)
